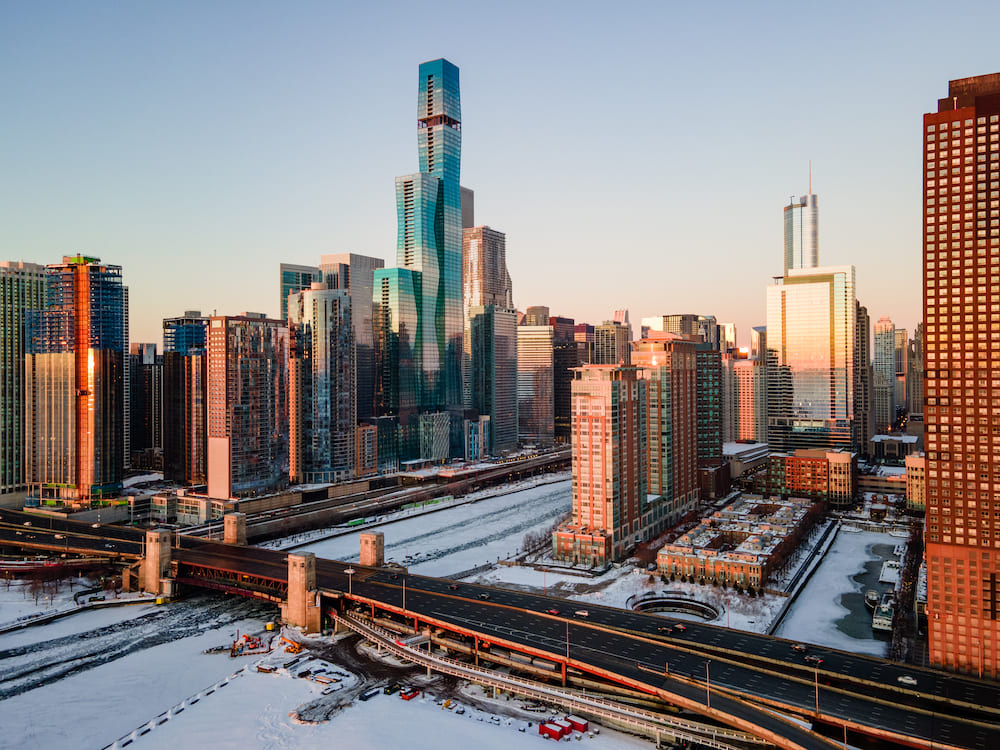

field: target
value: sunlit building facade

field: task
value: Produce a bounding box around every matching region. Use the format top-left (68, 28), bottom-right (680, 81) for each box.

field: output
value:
top-left (24, 256), bottom-right (128, 504)
top-left (288, 284), bottom-right (355, 484)
top-left (206, 313), bottom-right (288, 499)
top-left (0, 261), bottom-right (45, 500)
top-left (873, 315), bottom-right (897, 432)
top-left (783, 191), bottom-right (819, 274)
top-left (922, 73), bottom-right (1000, 677)
top-left (765, 265), bottom-right (856, 453)
top-left (516, 325), bottom-right (554, 446)
top-left (163, 311), bottom-right (208, 485)
top-left (553, 365), bottom-right (647, 565)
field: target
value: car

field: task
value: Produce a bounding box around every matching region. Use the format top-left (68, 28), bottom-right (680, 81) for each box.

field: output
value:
top-left (545, 608), bottom-right (560, 615)
top-left (804, 655), bottom-right (824, 666)
top-left (448, 584), bottom-right (459, 590)
top-left (574, 610), bottom-right (589, 617)
top-left (897, 675), bottom-right (917, 686)
top-left (479, 592), bottom-right (490, 600)
top-left (672, 624), bottom-right (687, 632)
top-left (791, 644), bottom-right (808, 653)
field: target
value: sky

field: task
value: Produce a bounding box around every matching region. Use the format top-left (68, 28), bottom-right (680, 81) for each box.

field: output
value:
top-left (4, 1), bottom-right (1000, 347)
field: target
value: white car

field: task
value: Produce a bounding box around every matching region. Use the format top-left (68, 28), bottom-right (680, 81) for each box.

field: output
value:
top-left (897, 675), bottom-right (917, 686)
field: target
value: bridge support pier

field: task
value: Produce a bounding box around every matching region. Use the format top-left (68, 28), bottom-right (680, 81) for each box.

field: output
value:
top-left (281, 553), bottom-right (321, 633)
top-left (140, 529), bottom-right (172, 595)
top-left (223, 512), bottom-right (247, 545)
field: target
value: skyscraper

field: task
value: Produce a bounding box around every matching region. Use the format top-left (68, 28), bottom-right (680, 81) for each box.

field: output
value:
top-left (894, 327), bottom-right (909, 415)
top-left (396, 58), bottom-right (464, 420)
top-left (907, 323), bottom-right (924, 415)
top-left (873, 315), bottom-right (897, 433)
top-left (373, 267), bottom-right (420, 461)
top-left (162, 311), bottom-right (208, 486)
top-left (783, 190), bottom-right (819, 274)
top-left (593, 320), bottom-right (631, 365)
top-left (279, 263), bottom-right (323, 321)
top-left (462, 225), bottom-right (517, 453)
top-left (765, 265), bottom-right (857, 453)
top-left (517, 325), bottom-right (554, 446)
top-left (854, 303), bottom-right (874, 451)
top-left (319, 253), bottom-right (384, 421)
top-left (0, 261), bottom-right (45, 502)
top-left (552, 365), bottom-right (647, 565)
top-left (129, 343), bottom-right (163, 470)
top-left (24, 256), bottom-right (127, 505)
top-left (206, 313), bottom-right (288, 499)
top-left (633, 334), bottom-right (700, 525)
top-left (923, 73), bottom-right (1000, 677)
top-left (288, 284), bottom-right (355, 484)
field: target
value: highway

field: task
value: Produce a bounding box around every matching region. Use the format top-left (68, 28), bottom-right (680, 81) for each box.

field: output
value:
top-left (2, 507), bottom-right (998, 749)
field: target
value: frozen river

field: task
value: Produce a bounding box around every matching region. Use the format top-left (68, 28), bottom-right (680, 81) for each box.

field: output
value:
top-left (298, 479), bottom-right (572, 576)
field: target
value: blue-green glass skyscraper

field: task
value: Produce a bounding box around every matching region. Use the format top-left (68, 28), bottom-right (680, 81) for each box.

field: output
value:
top-left (395, 58), bottom-right (464, 422)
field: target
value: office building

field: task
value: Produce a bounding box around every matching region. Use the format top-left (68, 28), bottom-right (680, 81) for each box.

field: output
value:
top-left (593, 319), bottom-right (631, 365)
top-left (279, 263), bottom-right (322, 321)
top-left (468, 304), bottom-right (518, 453)
top-left (129, 343), bottom-right (163, 470)
top-left (163, 312), bottom-right (208, 486)
top-left (462, 225), bottom-right (516, 453)
top-left (517, 325), bottom-right (554, 446)
top-left (0, 261), bottom-right (45, 501)
top-left (633, 334), bottom-right (700, 525)
top-left (24, 256), bottom-right (128, 505)
top-left (553, 335), bottom-right (579, 444)
top-left (765, 265), bottom-right (857, 453)
top-left (552, 365), bottom-right (647, 565)
top-left (922, 73), bottom-right (1000, 677)
top-left (873, 315), bottom-right (897, 432)
top-left (288, 284), bottom-right (355, 484)
top-left (750, 326), bottom-right (766, 361)
top-left (855, 303), bottom-right (874, 452)
top-left (895, 327), bottom-right (909, 415)
top-left (373, 267), bottom-right (420, 461)
top-left (784, 190), bottom-right (819, 274)
top-left (319, 253), bottom-right (384, 422)
top-left (206, 313), bottom-right (288, 499)
top-left (395, 58), bottom-right (464, 423)
top-left (719, 322), bottom-right (737, 353)
top-left (524, 306), bottom-right (550, 326)
top-left (907, 323), bottom-right (924, 414)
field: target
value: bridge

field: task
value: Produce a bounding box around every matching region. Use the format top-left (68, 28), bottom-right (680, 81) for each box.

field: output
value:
top-left (1, 508), bottom-right (997, 750)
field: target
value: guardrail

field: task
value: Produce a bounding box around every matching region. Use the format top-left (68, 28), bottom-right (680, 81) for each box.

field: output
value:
top-left (338, 612), bottom-right (762, 750)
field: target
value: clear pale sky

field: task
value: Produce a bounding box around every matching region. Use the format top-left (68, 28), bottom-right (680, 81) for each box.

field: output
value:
top-left (4, 1), bottom-right (999, 347)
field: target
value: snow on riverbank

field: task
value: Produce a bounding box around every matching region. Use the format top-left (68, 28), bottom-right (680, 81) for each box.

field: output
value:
top-left (773, 529), bottom-right (898, 655)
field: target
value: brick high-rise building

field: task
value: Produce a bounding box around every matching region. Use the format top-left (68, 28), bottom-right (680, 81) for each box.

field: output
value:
top-left (632, 334), bottom-right (699, 524)
top-left (923, 73), bottom-right (1000, 678)
top-left (552, 365), bottom-right (647, 565)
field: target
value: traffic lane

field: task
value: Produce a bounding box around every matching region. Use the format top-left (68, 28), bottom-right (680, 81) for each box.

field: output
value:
top-left (354, 583), bottom-right (992, 750)
top-left (376, 570), bottom-right (1000, 712)
top-left (0, 509), bottom-right (144, 542)
top-left (372, 589), bottom-right (836, 750)
top-left (0, 526), bottom-right (141, 556)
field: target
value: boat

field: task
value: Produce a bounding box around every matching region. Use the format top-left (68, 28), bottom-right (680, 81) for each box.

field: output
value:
top-left (873, 593), bottom-right (894, 632)
top-left (864, 590), bottom-right (880, 611)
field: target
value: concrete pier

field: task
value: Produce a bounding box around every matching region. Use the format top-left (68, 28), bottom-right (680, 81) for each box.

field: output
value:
top-left (224, 512), bottom-right (247, 545)
top-left (140, 529), bottom-right (172, 595)
top-left (281, 552), bottom-right (321, 632)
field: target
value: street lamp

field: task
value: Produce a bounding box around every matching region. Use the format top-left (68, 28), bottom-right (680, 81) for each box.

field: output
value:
top-left (344, 567), bottom-right (355, 596)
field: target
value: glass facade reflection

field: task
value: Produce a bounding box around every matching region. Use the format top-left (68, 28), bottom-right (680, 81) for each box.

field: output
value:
top-left (374, 268), bottom-right (420, 459)
top-left (25, 256), bottom-right (127, 503)
top-left (765, 265), bottom-right (856, 453)
top-left (0, 261), bottom-right (45, 497)
top-left (783, 193), bottom-right (819, 274)
top-left (395, 59), bottom-right (464, 442)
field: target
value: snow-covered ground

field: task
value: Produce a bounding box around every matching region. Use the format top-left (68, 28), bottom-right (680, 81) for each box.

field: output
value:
top-left (135, 655), bottom-right (649, 750)
top-left (299, 479), bottom-right (572, 577)
top-left (773, 529), bottom-right (900, 656)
